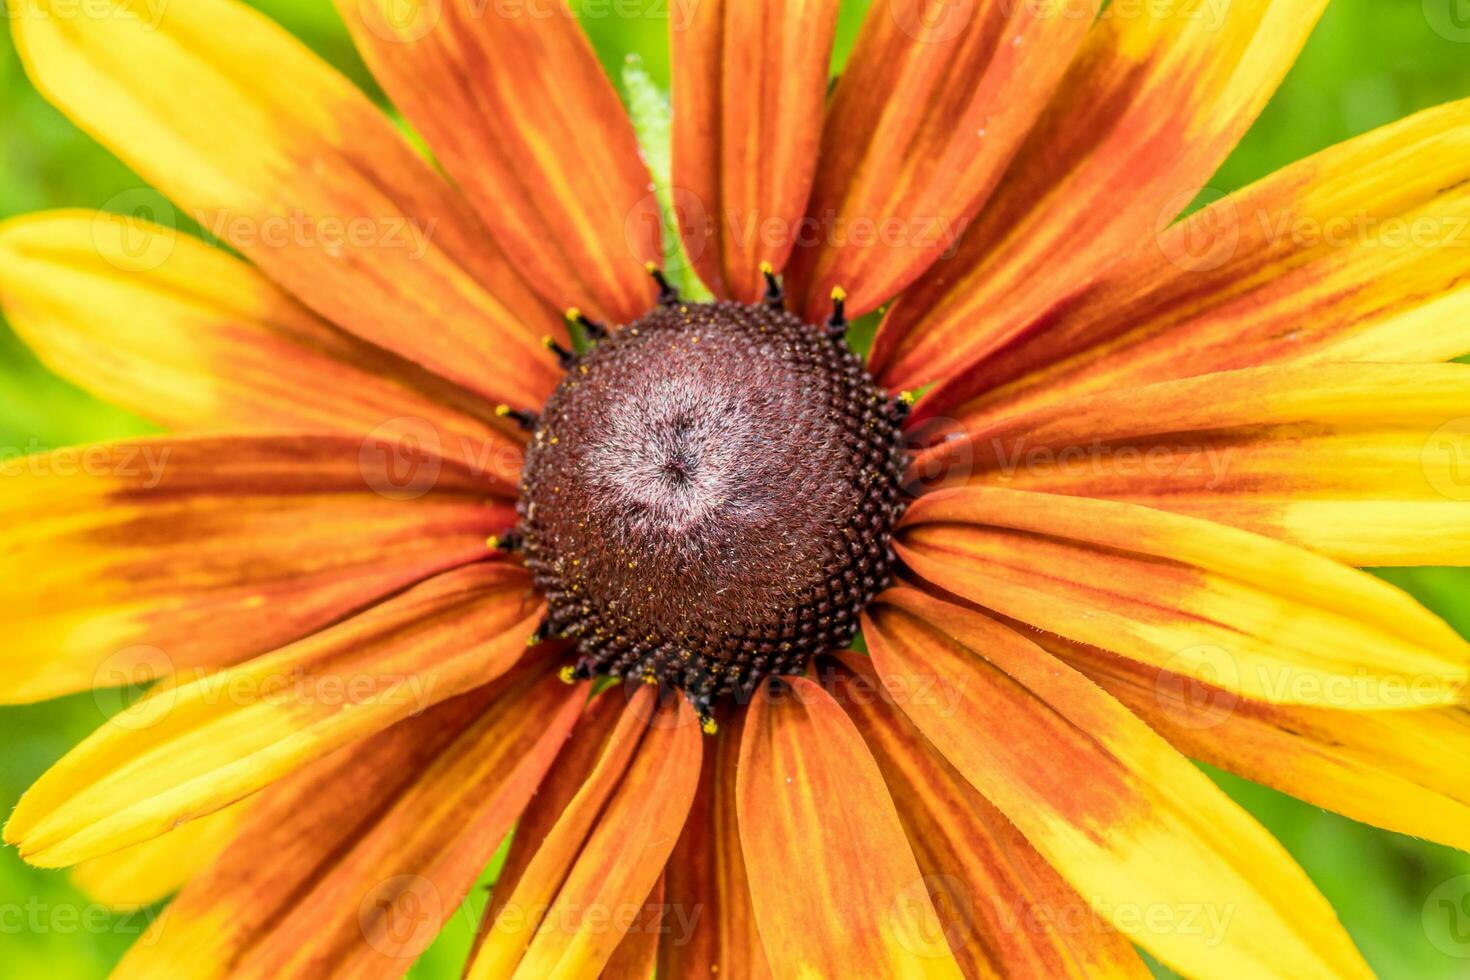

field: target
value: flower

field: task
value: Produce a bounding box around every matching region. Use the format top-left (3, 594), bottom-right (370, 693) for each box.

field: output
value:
top-left (2, 0), bottom-right (1469, 977)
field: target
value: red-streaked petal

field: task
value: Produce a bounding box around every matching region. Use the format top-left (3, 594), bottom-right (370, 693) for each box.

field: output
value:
top-left (910, 97), bottom-right (1470, 424)
top-left (602, 874), bottom-right (665, 980)
top-left (4, 564), bottom-right (543, 868)
top-left (898, 486), bottom-right (1470, 707)
top-left (670, 0), bottom-right (840, 302)
top-left (914, 362), bottom-right (1470, 565)
top-left (340, 0), bottom-right (659, 324)
top-left (864, 589), bottom-right (1371, 979)
top-left (872, 0), bottom-right (1328, 389)
top-left (468, 687), bottom-right (702, 979)
top-left (830, 654), bottom-right (1150, 979)
top-left (114, 662), bottom-right (584, 978)
top-left (659, 711), bottom-right (772, 979)
top-left (0, 211), bottom-right (523, 461)
top-left (13, 0), bottom-right (564, 409)
top-left (786, 0), bottom-right (1098, 322)
top-left (0, 434), bottom-right (513, 704)
top-left (120, 664), bottom-right (582, 976)
top-left (1039, 631), bottom-right (1470, 853)
top-left (738, 676), bottom-right (964, 978)
top-left (470, 692), bottom-right (627, 960)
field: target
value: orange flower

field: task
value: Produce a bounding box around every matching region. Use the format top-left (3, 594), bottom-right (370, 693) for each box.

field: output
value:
top-left (3, 0), bottom-right (1469, 977)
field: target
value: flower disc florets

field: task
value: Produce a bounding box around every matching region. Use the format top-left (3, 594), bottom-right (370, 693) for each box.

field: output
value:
top-left (518, 299), bottom-right (907, 718)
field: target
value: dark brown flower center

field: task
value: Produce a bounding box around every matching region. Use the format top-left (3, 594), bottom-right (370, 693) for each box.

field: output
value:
top-left (517, 297), bottom-right (907, 727)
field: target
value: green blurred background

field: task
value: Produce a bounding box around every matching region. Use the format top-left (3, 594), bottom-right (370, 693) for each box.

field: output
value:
top-left (3, 0), bottom-right (1470, 975)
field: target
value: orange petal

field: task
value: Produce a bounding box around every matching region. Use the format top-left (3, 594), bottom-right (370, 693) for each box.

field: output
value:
top-left (670, 0), bottom-right (840, 302)
top-left (1040, 631), bottom-right (1470, 853)
top-left (468, 687), bottom-right (702, 979)
top-left (71, 801), bottom-right (248, 909)
top-left (659, 711), bottom-right (771, 979)
top-left (114, 661), bottom-right (584, 978)
top-left (830, 654), bottom-right (1149, 979)
top-left (915, 362), bottom-right (1470, 566)
top-left (469, 691), bottom-right (628, 964)
top-left (602, 874), bottom-right (665, 980)
top-left (5, 563), bottom-right (543, 868)
top-left (910, 97), bottom-right (1470, 424)
top-left (871, 0), bottom-right (1328, 389)
top-left (737, 676), bottom-right (964, 978)
top-left (0, 434), bottom-right (513, 704)
top-left (864, 589), bottom-right (1372, 978)
top-left (13, 0), bottom-right (564, 409)
top-left (0, 211), bottom-right (523, 462)
top-left (786, 0), bottom-right (1098, 322)
top-left (898, 486), bottom-right (1470, 707)
top-left (340, 0), bottom-right (659, 324)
